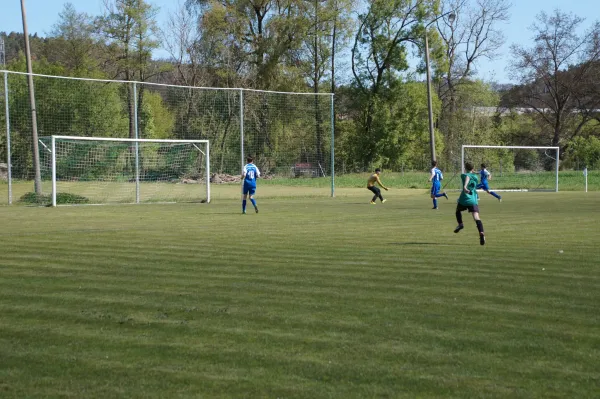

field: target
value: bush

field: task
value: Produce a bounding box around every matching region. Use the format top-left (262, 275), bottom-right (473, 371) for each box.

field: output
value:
top-left (19, 192), bottom-right (89, 205)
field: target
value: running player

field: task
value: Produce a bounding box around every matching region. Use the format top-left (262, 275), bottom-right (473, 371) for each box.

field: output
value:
top-left (428, 160), bottom-right (448, 209)
top-left (241, 156), bottom-right (260, 214)
top-left (367, 168), bottom-right (388, 204)
top-left (477, 163), bottom-right (502, 201)
top-left (454, 162), bottom-right (486, 245)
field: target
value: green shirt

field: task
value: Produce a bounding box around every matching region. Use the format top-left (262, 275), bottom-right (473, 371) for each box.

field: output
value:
top-left (458, 172), bottom-right (479, 206)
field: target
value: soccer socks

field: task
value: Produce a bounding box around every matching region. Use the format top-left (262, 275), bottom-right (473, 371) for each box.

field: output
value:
top-left (433, 199), bottom-right (438, 208)
top-left (490, 191), bottom-right (501, 200)
top-left (476, 220), bottom-right (484, 234)
top-left (242, 200), bottom-right (247, 213)
top-left (455, 210), bottom-right (463, 225)
top-left (250, 198), bottom-right (257, 208)
top-left (435, 193), bottom-right (445, 198)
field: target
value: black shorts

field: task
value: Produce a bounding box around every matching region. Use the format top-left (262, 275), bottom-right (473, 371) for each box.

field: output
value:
top-left (367, 186), bottom-right (381, 195)
top-left (456, 203), bottom-right (479, 213)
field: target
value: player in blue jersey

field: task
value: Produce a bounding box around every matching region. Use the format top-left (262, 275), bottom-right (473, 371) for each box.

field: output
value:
top-left (477, 163), bottom-right (502, 202)
top-left (428, 161), bottom-right (448, 209)
top-left (241, 156), bottom-right (260, 214)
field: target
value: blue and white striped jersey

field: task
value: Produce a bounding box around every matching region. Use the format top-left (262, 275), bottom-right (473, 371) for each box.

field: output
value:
top-left (243, 163), bottom-right (260, 187)
top-left (430, 167), bottom-right (443, 183)
top-left (480, 168), bottom-right (490, 183)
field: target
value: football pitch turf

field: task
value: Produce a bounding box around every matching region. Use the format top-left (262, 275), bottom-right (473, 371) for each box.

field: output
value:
top-left (0, 190), bottom-right (598, 398)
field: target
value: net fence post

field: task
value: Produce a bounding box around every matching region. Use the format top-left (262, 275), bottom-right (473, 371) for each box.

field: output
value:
top-left (461, 145), bottom-right (465, 173)
top-left (240, 89), bottom-right (244, 172)
top-left (330, 93), bottom-right (335, 198)
top-left (206, 140), bottom-right (211, 203)
top-left (556, 147), bottom-right (560, 192)
top-left (3, 71), bottom-right (12, 204)
top-left (133, 82), bottom-right (140, 203)
top-left (51, 136), bottom-right (56, 207)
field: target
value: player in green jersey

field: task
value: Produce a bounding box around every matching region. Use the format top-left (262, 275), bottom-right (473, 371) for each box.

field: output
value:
top-left (454, 162), bottom-right (486, 245)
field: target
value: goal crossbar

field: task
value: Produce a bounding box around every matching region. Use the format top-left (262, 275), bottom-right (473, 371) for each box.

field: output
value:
top-left (461, 145), bottom-right (560, 192)
top-left (50, 136), bottom-right (211, 206)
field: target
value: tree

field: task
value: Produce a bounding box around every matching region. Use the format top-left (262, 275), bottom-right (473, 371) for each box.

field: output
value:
top-left (187, 0), bottom-right (310, 89)
top-left (351, 0), bottom-right (439, 168)
top-left (47, 3), bottom-right (98, 74)
top-left (508, 10), bottom-right (600, 151)
top-left (433, 0), bottom-right (509, 163)
top-left (99, 0), bottom-right (161, 139)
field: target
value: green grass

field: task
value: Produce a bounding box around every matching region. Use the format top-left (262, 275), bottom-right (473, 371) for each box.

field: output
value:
top-left (0, 190), bottom-right (599, 398)
top-left (0, 170), bottom-right (598, 205)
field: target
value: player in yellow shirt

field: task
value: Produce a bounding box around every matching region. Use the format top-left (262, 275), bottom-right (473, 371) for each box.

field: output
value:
top-left (367, 168), bottom-right (388, 204)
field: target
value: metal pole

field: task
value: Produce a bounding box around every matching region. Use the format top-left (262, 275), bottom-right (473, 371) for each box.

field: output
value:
top-left (206, 141), bottom-right (211, 203)
top-left (51, 136), bottom-right (56, 207)
top-left (133, 82), bottom-right (140, 203)
top-left (584, 167), bottom-right (588, 193)
top-left (330, 93), bottom-right (335, 197)
top-left (461, 145), bottom-right (465, 173)
top-left (240, 89), bottom-right (244, 171)
top-left (21, 0), bottom-right (42, 195)
top-left (4, 72), bottom-right (12, 204)
top-left (425, 33), bottom-right (436, 164)
top-left (555, 148), bottom-right (560, 192)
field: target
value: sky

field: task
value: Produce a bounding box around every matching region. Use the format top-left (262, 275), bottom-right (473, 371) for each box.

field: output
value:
top-left (1, 0), bottom-right (599, 84)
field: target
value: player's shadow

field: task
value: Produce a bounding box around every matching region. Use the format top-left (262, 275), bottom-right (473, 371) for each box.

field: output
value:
top-left (388, 242), bottom-right (451, 246)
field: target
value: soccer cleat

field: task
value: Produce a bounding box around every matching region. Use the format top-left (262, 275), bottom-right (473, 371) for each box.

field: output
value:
top-left (498, 197), bottom-right (502, 202)
top-left (454, 224), bottom-right (464, 233)
top-left (254, 206), bottom-right (259, 213)
top-left (432, 207), bottom-right (438, 210)
top-left (242, 210), bottom-right (246, 214)
top-left (443, 192), bottom-right (449, 200)
top-left (382, 199), bottom-right (387, 204)
top-left (370, 201), bottom-right (376, 205)
top-left (480, 233), bottom-right (486, 246)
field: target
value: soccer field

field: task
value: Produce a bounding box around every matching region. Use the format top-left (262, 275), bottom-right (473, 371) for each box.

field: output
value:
top-left (0, 190), bottom-right (599, 398)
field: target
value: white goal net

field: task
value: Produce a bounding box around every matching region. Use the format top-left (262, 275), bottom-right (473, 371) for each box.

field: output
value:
top-left (40, 136), bottom-right (210, 206)
top-left (460, 145), bottom-right (560, 192)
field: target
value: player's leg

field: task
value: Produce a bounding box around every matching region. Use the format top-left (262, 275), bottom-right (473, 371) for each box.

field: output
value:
top-left (471, 208), bottom-right (485, 245)
top-left (488, 188), bottom-right (502, 201)
top-left (249, 188), bottom-right (258, 213)
top-left (242, 191), bottom-right (248, 214)
top-left (454, 204), bottom-right (465, 233)
top-left (431, 183), bottom-right (441, 209)
top-left (483, 182), bottom-right (501, 201)
top-left (375, 186), bottom-right (384, 202)
top-left (368, 187), bottom-right (378, 204)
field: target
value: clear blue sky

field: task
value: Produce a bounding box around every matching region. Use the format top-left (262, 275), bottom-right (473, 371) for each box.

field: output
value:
top-left (1, 0), bottom-right (599, 84)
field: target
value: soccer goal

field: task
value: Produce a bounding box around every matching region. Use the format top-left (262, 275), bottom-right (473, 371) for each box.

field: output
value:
top-left (461, 145), bottom-right (560, 192)
top-left (43, 136), bottom-right (210, 206)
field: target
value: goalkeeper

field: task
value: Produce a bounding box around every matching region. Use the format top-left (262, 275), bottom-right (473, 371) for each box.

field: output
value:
top-left (367, 168), bottom-right (388, 204)
top-left (454, 162), bottom-right (486, 245)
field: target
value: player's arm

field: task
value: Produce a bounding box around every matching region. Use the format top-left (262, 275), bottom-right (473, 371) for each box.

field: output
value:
top-left (376, 176), bottom-right (388, 190)
top-left (487, 171), bottom-right (492, 180)
top-left (427, 169), bottom-right (435, 182)
top-left (463, 176), bottom-right (471, 194)
top-left (256, 167), bottom-right (261, 179)
top-left (241, 166), bottom-right (247, 180)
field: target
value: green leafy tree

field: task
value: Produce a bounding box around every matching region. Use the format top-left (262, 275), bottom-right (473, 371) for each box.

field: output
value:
top-left (98, 0), bottom-right (161, 139)
top-left (350, 0), bottom-right (440, 168)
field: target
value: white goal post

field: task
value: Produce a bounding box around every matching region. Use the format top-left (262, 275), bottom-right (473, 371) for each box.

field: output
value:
top-left (461, 145), bottom-right (560, 192)
top-left (49, 136), bottom-right (210, 206)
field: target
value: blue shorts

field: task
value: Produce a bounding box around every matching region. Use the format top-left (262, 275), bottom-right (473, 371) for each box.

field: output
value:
top-left (431, 182), bottom-right (441, 196)
top-left (243, 184), bottom-right (256, 195)
top-left (477, 182), bottom-right (490, 191)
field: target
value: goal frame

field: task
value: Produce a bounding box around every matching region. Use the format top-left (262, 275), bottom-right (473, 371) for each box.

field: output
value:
top-left (50, 135), bottom-right (210, 206)
top-left (461, 145), bottom-right (560, 192)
